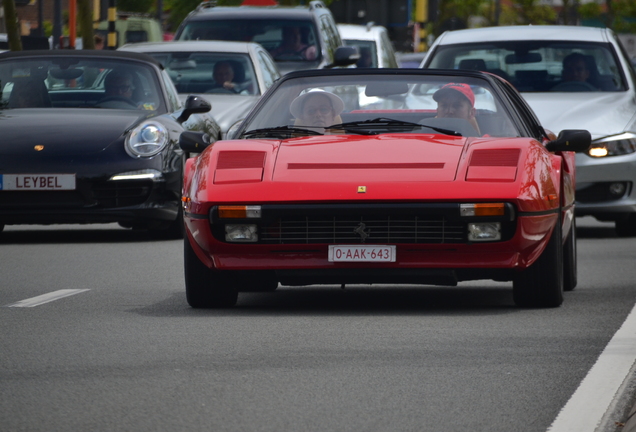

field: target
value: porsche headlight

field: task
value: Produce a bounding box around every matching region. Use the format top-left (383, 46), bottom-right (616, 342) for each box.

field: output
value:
top-left (125, 121), bottom-right (168, 158)
top-left (588, 132), bottom-right (636, 158)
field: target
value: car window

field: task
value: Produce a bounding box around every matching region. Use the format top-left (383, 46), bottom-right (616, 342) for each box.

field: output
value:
top-left (0, 57), bottom-right (165, 111)
top-left (427, 41), bottom-right (626, 92)
top-left (178, 19), bottom-right (321, 64)
top-left (344, 39), bottom-right (378, 68)
top-left (160, 69), bottom-right (181, 111)
top-left (146, 52), bottom-right (257, 96)
top-left (240, 74), bottom-right (520, 138)
top-left (256, 50), bottom-right (280, 91)
top-left (380, 32), bottom-right (399, 68)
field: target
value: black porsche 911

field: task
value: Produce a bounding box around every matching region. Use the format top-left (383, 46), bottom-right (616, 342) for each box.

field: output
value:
top-left (0, 50), bottom-right (220, 237)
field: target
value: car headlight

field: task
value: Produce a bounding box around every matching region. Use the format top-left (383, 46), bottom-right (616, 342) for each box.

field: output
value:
top-left (125, 121), bottom-right (169, 158)
top-left (588, 132), bottom-right (636, 157)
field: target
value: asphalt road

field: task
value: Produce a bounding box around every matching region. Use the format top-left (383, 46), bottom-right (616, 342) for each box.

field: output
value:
top-left (1, 217), bottom-right (635, 432)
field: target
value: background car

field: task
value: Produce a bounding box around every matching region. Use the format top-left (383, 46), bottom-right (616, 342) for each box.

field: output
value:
top-left (120, 40), bottom-right (281, 140)
top-left (337, 23), bottom-right (399, 68)
top-left (396, 51), bottom-right (427, 68)
top-left (421, 25), bottom-right (636, 236)
top-left (178, 68), bottom-right (590, 309)
top-left (0, 50), bottom-right (219, 237)
top-left (173, 1), bottom-right (351, 75)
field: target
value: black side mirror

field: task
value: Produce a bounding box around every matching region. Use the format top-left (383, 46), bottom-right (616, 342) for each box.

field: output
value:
top-left (177, 95), bottom-right (211, 123)
top-left (325, 46), bottom-right (360, 69)
top-left (545, 129), bottom-right (591, 153)
top-left (179, 131), bottom-right (211, 153)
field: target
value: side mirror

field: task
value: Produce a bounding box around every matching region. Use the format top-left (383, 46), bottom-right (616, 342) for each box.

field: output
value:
top-left (179, 131), bottom-right (211, 153)
top-left (325, 46), bottom-right (360, 69)
top-left (545, 129), bottom-right (591, 153)
top-left (177, 95), bottom-right (211, 123)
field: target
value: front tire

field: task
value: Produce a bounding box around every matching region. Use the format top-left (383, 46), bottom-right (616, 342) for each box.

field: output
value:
top-left (184, 235), bottom-right (238, 308)
top-left (513, 215), bottom-right (564, 308)
top-left (615, 214), bottom-right (636, 237)
top-left (563, 218), bottom-right (577, 292)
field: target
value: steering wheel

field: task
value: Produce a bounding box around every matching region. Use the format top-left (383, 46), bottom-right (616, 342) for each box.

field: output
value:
top-left (550, 81), bottom-right (597, 92)
top-left (95, 96), bottom-right (138, 108)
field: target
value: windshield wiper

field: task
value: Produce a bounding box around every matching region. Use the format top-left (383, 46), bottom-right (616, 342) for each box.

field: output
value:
top-left (327, 117), bottom-right (462, 136)
top-left (242, 125), bottom-right (324, 139)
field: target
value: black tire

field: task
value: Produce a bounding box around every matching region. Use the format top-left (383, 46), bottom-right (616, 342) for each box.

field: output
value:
top-left (563, 217), bottom-right (577, 292)
top-left (0, 223), bottom-right (4, 233)
top-left (615, 214), bottom-right (636, 237)
top-left (513, 214), bottom-right (564, 308)
top-left (184, 235), bottom-right (238, 308)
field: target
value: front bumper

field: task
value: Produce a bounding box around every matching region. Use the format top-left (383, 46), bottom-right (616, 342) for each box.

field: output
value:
top-left (575, 152), bottom-right (636, 219)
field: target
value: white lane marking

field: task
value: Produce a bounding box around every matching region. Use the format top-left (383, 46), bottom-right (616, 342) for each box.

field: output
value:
top-left (547, 303), bottom-right (636, 432)
top-left (5, 289), bottom-right (90, 308)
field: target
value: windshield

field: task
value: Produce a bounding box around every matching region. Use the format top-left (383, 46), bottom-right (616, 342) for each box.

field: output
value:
top-left (0, 56), bottom-right (166, 111)
top-left (239, 74), bottom-right (520, 139)
top-left (427, 41), bottom-right (626, 93)
top-left (145, 52), bottom-right (259, 95)
top-left (178, 19), bottom-right (320, 64)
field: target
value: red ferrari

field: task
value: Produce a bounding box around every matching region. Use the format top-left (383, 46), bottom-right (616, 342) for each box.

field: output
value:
top-left (179, 69), bottom-right (590, 308)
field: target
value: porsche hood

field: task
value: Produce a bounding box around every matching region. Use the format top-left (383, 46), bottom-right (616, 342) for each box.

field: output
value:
top-left (0, 109), bottom-right (151, 156)
top-left (272, 135), bottom-right (467, 183)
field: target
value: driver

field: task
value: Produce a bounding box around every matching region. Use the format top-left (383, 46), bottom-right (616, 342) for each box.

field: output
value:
top-left (432, 83), bottom-right (481, 135)
top-left (270, 26), bottom-right (317, 61)
top-left (97, 70), bottom-right (138, 108)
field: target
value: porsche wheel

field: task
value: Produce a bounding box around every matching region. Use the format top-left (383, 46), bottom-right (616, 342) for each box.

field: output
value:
top-left (563, 218), bottom-right (577, 292)
top-left (513, 216), bottom-right (564, 308)
top-left (615, 214), bottom-right (636, 237)
top-left (184, 236), bottom-right (238, 308)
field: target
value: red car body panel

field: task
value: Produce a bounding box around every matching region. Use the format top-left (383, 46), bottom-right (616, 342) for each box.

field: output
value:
top-left (183, 134), bottom-right (570, 273)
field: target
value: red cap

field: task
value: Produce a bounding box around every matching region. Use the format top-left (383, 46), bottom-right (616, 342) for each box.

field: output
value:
top-left (433, 83), bottom-right (475, 107)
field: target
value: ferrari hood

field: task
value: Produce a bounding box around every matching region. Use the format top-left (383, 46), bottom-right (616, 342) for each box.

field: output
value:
top-left (522, 92), bottom-right (636, 139)
top-left (0, 108), bottom-right (150, 156)
top-left (272, 134), bottom-right (467, 182)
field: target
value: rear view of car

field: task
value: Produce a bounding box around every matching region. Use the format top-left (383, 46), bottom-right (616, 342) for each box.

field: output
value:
top-left (337, 23), bottom-right (399, 68)
top-left (422, 25), bottom-right (636, 236)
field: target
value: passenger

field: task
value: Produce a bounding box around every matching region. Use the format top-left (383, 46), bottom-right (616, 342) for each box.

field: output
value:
top-left (270, 26), bottom-right (317, 60)
top-left (432, 82), bottom-right (481, 135)
top-left (290, 89), bottom-right (344, 132)
top-left (208, 61), bottom-right (239, 93)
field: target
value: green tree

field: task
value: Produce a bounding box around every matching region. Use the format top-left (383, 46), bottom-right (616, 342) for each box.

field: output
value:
top-left (2, 0), bottom-right (23, 50)
top-left (117, 0), bottom-right (156, 13)
top-left (499, 0), bottom-right (557, 26)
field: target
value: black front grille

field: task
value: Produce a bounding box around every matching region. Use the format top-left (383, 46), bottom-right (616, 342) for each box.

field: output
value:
top-left (92, 180), bottom-right (153, 208)
top-left (260, 216), bottom-right (466, 244)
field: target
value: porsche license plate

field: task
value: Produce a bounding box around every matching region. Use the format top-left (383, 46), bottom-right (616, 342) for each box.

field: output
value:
top-left (328, 245), bottom-right (396, 262)
top-left (0, 174), bottom-right (76, 191)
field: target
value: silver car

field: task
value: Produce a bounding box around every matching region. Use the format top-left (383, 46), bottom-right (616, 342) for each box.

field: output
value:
top-left (120, 40), bottom-right (281, 139)
top-left (337, 23), bottom-right (399, 68)
top-left (421, 25), bottom-right (636, 236)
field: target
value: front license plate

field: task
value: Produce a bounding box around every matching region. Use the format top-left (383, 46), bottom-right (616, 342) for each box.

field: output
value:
top-left (328, 245), bottom-right (396, 262)
top-left (0, 174), bottom-right (76, 191)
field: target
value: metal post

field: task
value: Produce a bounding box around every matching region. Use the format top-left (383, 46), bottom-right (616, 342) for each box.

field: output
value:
top-left (53, 0), bottom-right (62, 49)
top-left (107, 0), bottom-right (116, 49)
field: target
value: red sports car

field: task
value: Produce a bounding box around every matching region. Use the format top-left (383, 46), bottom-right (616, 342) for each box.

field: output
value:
top-left (179, 69), bottom-right (590, 308)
